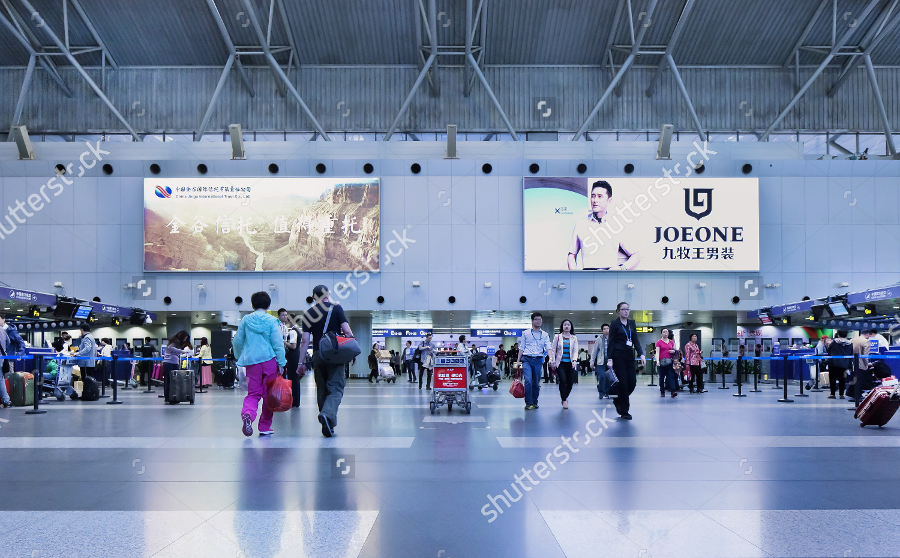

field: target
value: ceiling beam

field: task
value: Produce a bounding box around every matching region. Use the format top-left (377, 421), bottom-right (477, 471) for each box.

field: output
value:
top-left (646, 0), bottom-right (697, 98)
top-left (862, 54), bottom-right (897, 157)
top-left (18, 0), bottom-right (140, 140)
top-left (0, 0), bottom-right (73, 97)
top-left (240, 0), bottom-right (330, 139)
top-left (68, 0), bottom-right (118, 71)
top-left (827, 7), bottom-right (900, 96)
top-left (203, 0), bottom-right (255, 97)
top-left (782, 0), bottom-right (830, 68)
top-left (573, 0), bottom-right (659, 140)
top-left (602, 0), bottom-right (627, 72)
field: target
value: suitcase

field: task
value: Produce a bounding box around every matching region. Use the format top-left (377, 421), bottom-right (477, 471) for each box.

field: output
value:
top-left (152, 363), bottom-right (163, 380)
top-left (22, 373), bottom-right (34, 407)
top-left (8, 372), bottom-right (27, 406)
top-left (855, 385), bottom-right (900, 427)
top-left (220, 366), bottom-right (236, 388)
top-left (81, 376), bottom-right (101, 401)
top-left (167, 369), bottom-right (195, 404)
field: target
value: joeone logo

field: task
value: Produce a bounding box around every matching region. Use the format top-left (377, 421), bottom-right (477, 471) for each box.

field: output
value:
top-left (684, 188), bottom-right (713, 220)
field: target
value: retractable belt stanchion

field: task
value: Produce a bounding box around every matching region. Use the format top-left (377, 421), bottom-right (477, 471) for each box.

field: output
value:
top-left (107, 355), bottom-right (123, 405)
top-left (778, 354), bottom-right (793, 402)
top-left (733, 357), bottom-right (746, 397)
top-left (25, 355), bottom-right (46, 415)
top-left (848, 354), bottom-right (860, 412)
top-left (810, 359), bottom-right (823, 392)
top-left (648, 360), bottom-right (656, 387)
top-left (750, 357), bottom-right (762, 392)
top-left (795, 356), bottom-right (809, 397)
top-left (99, 357), bottom-right (110, 399)
top-left (194, 358), bottom-right (207, 394)
top-left (718, 358), bottom-right (729, 389)
top-left (144, 358), bottom-right (157, 394)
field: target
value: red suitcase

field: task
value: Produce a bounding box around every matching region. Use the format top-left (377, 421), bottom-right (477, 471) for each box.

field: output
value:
top-left (855, 385), bottom-right (900, 427)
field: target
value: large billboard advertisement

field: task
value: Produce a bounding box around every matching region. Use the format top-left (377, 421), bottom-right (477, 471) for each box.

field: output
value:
top-left (523, 176), bottom-right (758, 271)
top-left (144, 177), bottom-right (379, 272)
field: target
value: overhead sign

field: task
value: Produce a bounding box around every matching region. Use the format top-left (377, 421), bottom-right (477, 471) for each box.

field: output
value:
top-left (372, 329), bottom-right (432, 337)
top-left (144, 177), bottom-right (380, 272)
top-left (0, 288), bottom-right (56, 307)
top-left (848, 286), bottom-right (900, 305)
top-left (635, 326), bottom-right (655, 333)
top-left (471, 329), bottom-right (525, 337)
top-left (770, 300), bottom-right (816, 316)
top-left (523, 176), bottom-right (759, 271)
top-left (90, 302), bottom-right (133, 317)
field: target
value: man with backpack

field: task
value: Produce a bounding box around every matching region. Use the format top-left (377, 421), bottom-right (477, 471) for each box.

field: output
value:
top-left (827, 330), bottom-right (853, 399)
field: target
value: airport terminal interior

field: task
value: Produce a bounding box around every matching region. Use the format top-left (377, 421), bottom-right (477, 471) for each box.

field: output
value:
top-left (2, 0), bottom-right (900, 556)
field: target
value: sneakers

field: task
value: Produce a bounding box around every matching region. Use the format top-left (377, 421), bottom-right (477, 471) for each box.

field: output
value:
top-left (620, 413), bottom-right (633, 420)
top-left (525, 404), bottom-right (535, 410)
top-left (318, 412), bottom-right (334, 438)
top-left (671, 392), bottom-right (677, 398)
top-left (259, 430), bottom-right (274, 436)
top-left (241, 413), bottom-right (253, 437)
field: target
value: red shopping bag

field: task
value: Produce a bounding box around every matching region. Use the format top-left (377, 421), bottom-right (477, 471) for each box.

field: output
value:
top-left (509, 371), bottom-right (525, 399)
top-left (265, 375), bottom-right (293, 412)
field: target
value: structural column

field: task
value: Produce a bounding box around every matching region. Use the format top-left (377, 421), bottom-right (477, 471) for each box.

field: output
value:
top-left (349, 316), bottom-right (372, 378)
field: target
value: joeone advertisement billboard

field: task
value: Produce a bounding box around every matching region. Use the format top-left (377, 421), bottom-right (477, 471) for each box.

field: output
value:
top-left (523, 176), bottom-right (759, 272)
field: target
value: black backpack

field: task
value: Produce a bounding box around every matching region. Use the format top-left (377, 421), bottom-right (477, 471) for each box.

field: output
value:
top-left (828, 341), bottom-right (853, 369)
top-left (413, 347), bottom-right (422, 364)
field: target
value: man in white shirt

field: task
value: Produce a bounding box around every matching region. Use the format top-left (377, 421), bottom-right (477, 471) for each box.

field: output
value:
top-left (568, 180), bottom-right (641, 270)
top-left (403, 340), bottom-right (416, 383)
top-left (516, 312), bottom-right (552, 410)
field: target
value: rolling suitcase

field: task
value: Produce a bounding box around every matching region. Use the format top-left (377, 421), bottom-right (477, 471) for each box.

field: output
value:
top-left (81, 376), bottom-right (101, 401)
top-left (855, 385), bottom-right (900, 427)
top-left (167, 369), bottom-right (195, 405)
top-left (8, 372), bottom-right (27, 406)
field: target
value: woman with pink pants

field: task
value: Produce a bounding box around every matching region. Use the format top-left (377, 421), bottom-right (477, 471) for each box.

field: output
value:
top-left (233, 291), bottom-right (287, 437)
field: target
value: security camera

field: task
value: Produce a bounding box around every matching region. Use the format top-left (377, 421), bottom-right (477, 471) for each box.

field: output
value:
top-left (686, 321), bottom-right (693, 327)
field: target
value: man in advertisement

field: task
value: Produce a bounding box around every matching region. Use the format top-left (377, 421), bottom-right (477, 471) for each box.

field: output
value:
top-left (567, 181), bottom-right (641, 271)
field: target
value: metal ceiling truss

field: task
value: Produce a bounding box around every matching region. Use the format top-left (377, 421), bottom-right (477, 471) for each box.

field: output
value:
top-left (760, 0), bottom-right (897, 157)
top-left (15, 0), bottom-right (140, 141)
top-left (572, 0), bottom-right (659, 141)
top-left (385, 0), bottom-right (516, 141)
top-left (238, 0), bottom-right (329, 140)
top-left (643, 0), bottom-right (705, 141)
top-left (0, 0), bottom-right (72, 98)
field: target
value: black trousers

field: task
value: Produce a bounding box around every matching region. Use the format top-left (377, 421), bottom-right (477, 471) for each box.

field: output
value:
top-left (285, 360), bottom-right (300, 407)
top-left (830, 366), bottom-right (847, 396)
top-left (162, 362), bottom-right (177, 400)
top-left (418, 365), bottom-right (432, 388)
top-left (557, 361), bottom-right (576, 401)
top-left (611, 350), bottom-right (637, 414)
top-left (687, 364), bottom-right (704, 392)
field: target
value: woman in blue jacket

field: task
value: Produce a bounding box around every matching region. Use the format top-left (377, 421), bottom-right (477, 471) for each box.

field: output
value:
top-left (234, 291), bottom-right (286, 437)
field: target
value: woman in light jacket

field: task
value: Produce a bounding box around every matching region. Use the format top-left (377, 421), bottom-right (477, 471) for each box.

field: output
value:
top-left (198, 337), bottom-right (213, 388)
top-left (550, 319), bottom-right (579, 409)
top-left (163, 331), bottom-right (192, 401)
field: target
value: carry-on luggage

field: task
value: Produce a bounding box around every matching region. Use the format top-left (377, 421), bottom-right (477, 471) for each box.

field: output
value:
top-left (376, 363), bottom-right (396, 383)
top-left (167, 369), bottom-right (195, 404)
top-left (81, 376), bottom-right (101, 401)
top-left (8, 372), bottom-right (34, 406)
top-left (855, 385), bottom-right (900, 427)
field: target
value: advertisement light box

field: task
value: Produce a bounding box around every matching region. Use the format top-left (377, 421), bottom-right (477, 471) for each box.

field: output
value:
top-left (523, 177), bottom-right (759, 271)
top-left (144, 177), bottom-right (379, 272)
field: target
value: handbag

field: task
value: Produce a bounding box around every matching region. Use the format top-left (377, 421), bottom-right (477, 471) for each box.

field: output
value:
top-left (509, 370), bottom-right (525, 398)
top-left (265, 375), bottom-right (292, 413)
top-left (318, 305), bottom-right (362, 364)
top-left (605, 367), bottom-right (618, 386)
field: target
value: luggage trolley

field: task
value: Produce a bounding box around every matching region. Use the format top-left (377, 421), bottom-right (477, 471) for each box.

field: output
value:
top-left (430, 353), bottom-right (471, 414)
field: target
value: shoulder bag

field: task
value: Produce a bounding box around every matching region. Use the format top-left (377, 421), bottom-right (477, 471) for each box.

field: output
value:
top-left (317, 305), bottom-right (362, 364)
top-left (509, 368), bottom-right (525, 398)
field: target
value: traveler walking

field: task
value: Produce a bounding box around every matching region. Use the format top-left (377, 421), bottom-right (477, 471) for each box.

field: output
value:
top-left (591, 324), bottom-right (611, 399)
top-left (367, 349), bottom-right (378, 383)
top-left (606, 302), bottom-right (645, 419)
top-left (517, 313), bottom-right (552, 410)
top-left (550, 319), bottom-right (579, 409)
top-left (403, 340), bottom-right (416, 382)
top-left (419, 333), bottom-right (436, 390)
top-left (298, 285), bottom-right (354, 437)
top-left (76, 323), bottom-right (98, 384)
top-left (655, 328), bottom-right (677, 398)
top-left (278, 309), bottom-right (302, 408)
top-left (234, 292), bottom-right (286, 437)
top-left (684, 334), bottom-right (705, 393)
top-left (495, 345), bottom-right (506, 377)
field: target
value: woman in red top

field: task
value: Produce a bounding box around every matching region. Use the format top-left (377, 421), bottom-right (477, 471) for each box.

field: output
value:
top-left (655, 329), bottom-right (677, 398)
top-left (683, 333), bottom-right (706, 393)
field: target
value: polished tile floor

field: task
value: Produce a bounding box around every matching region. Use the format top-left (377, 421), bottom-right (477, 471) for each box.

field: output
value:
top-left (1, 375), bottom-right (899, 557)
